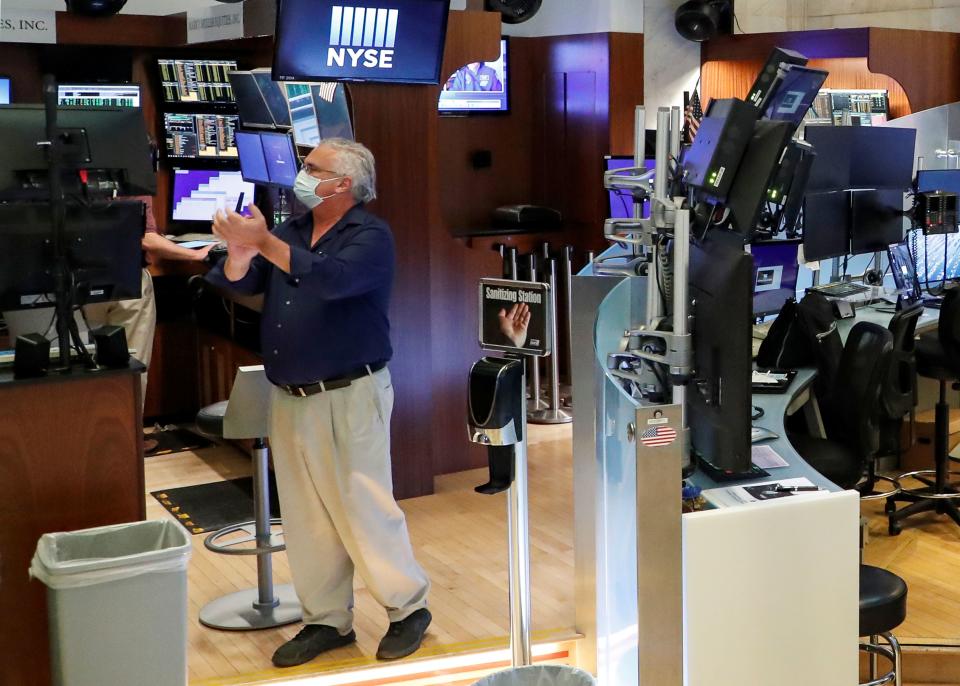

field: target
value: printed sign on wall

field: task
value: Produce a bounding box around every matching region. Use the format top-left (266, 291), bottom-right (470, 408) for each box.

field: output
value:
top-left (187, 4), bottom-right (244, 44)
top-left (0, 8), bottom-right (57, 44)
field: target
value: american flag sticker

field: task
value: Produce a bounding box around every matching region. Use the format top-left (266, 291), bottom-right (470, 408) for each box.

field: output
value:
top-left (640, 425), bottom-right (677, 448)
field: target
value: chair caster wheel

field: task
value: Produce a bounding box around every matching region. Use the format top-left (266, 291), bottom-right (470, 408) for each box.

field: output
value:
top-left (888, 521), bottom-right (902, 536)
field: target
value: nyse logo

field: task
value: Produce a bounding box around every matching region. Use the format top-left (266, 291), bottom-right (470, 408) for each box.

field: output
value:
top-left (327, 6), bottom-right (398, 70)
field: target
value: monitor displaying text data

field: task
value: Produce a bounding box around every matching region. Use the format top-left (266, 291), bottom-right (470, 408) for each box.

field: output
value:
top-left (164, 113), bottom-right (239, 159)
top-left (159, 59), bottom-right (237, 104)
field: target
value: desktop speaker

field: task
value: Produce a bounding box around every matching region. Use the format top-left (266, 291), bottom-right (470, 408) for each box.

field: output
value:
top-left (14, 334), bottom-right (50, 379)
top-left (91, 325), bottom-right (130, 368)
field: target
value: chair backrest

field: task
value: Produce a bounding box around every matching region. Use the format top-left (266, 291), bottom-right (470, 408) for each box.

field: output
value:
top-left (823, 321), bottom-right (894, 465)
top-left (880, 303), bottom-right (923, 419)
top-left (939, 288), bottom-right (960, 374)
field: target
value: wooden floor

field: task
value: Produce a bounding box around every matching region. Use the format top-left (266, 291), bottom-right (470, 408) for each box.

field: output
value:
top-left (862, 475), bottom-right (960, 648)
top-left (144, 425), bottom-right (576, 685)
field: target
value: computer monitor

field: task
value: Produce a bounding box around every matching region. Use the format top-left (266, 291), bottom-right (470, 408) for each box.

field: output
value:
top-left (803, 191), bottom-right (850, 261)
top-left (163, 113), bottom-right (239, 160)
top-left (274, 0), bottom-right (451, 85)
top-left (228, 71), bottom-right (275, 128)
top-left (849, 189), bottom-right (905, 255)
top-left (439, 39), bottom-right (509, 114)
top-left (917, 169), bottom-right (960, 196)
top-left (0, 77), bottom-right (11, 105)
top-left (912, 232), bottom-right (960, 285)
top-left (170, 168), bottom-right (255, 223)
top-left (604, 155), bottom-right (655, 219)
top-left (888, 241), bottom-right (921, 303)
top-left (762, 65), bottom-right (828, 131)
top-left (805, 126), bottom-right (916, 192)
top-left (752, 240), bottom-right (800, 318)
top-left (57, 83), bottom-right (141, 108)
top-left (158, 58), bottom-right (237, 104)
top-left (261, 131), bottom-right (298, 188)
top-left (0, 105), bottom-right (155, 198)
top-left (688, 231), bottom-right (753, 477)
top-left (0, 200), bottom-right (144, 310)
top-left (252, 70), bottom-right (292, 128)
top-left (284, 82), bottom-right (353, 148)
top-left (236, 131), bottom-right (270, 185)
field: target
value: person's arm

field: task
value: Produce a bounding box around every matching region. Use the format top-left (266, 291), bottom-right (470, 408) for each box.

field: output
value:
top-left (284, 224), bottom-right (394, 300)
top-left (205, 246), bottom-right (270, 295)
top-left (142, 232), bottom-right (213, 262)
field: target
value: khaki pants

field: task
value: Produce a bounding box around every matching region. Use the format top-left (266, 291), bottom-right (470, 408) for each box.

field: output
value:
top-left (269, 367), bottom-right (430, 633)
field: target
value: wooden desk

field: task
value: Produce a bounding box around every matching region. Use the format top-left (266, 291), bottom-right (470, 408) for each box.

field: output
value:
top-left (0, 362), bottom-right (145, 686)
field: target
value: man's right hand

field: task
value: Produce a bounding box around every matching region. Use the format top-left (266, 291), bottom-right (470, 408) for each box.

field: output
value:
top-left (223, 242), bottom-right (259, 281)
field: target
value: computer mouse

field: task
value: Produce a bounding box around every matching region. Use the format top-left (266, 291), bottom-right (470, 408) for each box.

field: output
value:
top-left (751, 426), bottom-right (779, 443)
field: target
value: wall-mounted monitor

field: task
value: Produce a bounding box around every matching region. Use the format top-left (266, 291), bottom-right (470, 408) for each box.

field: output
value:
top-left (284, 82), bottom-right (353, 148)
top-left (158, 58), bottom-right (237, 104)
top-left (439, 39), bottom-right (508, 114)
top-left (273, 0), bottom-right (451, 85)
top-left (164, 113), bottom-right (239, 159)
top-left (171, 168), bottom-right (255, 223)
top-left (58, 83), bottom-right (141, 108)
top-left (0, 78), bottom-right (11, 105)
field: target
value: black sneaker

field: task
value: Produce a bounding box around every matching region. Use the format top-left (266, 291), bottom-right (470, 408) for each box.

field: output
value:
top-left (272, 625), bottom-right (356, 668)
top-left (376, 608), bottom-right (432, 660)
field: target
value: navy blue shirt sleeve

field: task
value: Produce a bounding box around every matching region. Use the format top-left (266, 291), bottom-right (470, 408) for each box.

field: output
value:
top-left (287, 224), bottom-right (394, 300)
top-left (205, 253), bottom-right (271, 296)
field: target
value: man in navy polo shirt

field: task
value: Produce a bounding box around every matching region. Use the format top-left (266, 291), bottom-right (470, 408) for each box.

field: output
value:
top-left (207, 138), bottom-right (431, 667)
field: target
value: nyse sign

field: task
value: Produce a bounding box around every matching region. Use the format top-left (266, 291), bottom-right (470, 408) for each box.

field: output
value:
top-left (0, 9), bottom-right (57, 44)
top-left (326, 6), bottom-right (397, 70)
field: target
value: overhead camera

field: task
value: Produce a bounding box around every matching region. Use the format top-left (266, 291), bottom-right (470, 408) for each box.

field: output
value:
top-left (64, 0), bottom-right (128, 17)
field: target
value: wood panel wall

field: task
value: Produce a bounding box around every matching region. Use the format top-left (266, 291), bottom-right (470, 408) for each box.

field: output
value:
top-left (702, 27), bottom-right (960, 120)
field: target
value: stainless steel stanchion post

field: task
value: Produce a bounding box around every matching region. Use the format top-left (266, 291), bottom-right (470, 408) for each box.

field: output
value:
top-left (509, 382), bottom-right (532, 667)
top-left (561, 246), bottom-right (575, 401)
top-left (527, 254), bottom-right (547, 413)
top-left (529, 260), bottom-right (573, 424)
top-left (507, 246), bottom-right (519, 280)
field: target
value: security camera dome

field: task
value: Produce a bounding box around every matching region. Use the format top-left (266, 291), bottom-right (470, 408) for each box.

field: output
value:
top-left (64, 0), bottom-right (129, 17)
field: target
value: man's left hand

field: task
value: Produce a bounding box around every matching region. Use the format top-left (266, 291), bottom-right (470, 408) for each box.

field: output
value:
top-left (212, 204), bottom-right (270, 251)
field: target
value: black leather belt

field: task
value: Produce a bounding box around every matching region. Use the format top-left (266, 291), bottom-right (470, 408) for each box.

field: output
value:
top-left (278, 361), bottom-right (386, 397)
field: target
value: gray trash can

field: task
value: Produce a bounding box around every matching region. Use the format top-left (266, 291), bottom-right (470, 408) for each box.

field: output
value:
top-left (30, 519), bottom-right (192, 686)
top-left (473, 665), bottom-right (596, 686)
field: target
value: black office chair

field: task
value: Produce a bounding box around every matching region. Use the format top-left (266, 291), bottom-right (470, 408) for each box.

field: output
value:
top-left (861, 304), bottom-right (923, 498)
top-left (859, 565), bottom-right (907, 686)
top-left (790, 322), bottom-right (894, 490)
top-left (888, 289), bottom-right (960, 534)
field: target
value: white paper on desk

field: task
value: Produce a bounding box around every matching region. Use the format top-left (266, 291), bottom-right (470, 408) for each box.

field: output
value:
top-left (702, 477), bottom-right (825, 508)
top-left (751, 445), bottom-right (789, 469)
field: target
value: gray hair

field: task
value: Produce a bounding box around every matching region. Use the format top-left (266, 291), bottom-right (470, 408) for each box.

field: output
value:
top-left (319, 138), bottom-right (377, 203)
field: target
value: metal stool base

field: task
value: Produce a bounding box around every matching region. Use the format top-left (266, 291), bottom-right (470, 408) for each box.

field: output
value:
top-left (528, 407), bottom-right (573, 425)
top-left (895, 470), bottom-right (960, 500)
top-left (200, 584), bottom-right (302, 631)
top-left (859, 632), bottom-right (901, 686)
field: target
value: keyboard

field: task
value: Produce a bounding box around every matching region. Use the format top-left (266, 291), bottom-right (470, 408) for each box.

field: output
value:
top-left (811, 282), bottom-right (870, 298)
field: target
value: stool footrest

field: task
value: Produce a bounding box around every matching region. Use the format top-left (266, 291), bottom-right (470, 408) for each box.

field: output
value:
top-left (205, 518), bottom-right (287, 555)
top-left (895, 470), bottom-right (960, 500)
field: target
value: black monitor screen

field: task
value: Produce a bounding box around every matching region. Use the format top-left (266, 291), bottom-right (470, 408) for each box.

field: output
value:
top-left (228, 71), bottom-right (275, 128)
top-left (752, 240), bottom-right (800, 317)
top-left (888, 241), bottom-right (921, 302)
top-left (284, 82), bottom-right (353, 148)
top-left (850, 189), bottom-right (905, 255)
top-left (236, 131), bottom-right (270, 185)
top-left (803, 191), bottom-right (850, 261)
top-left (274, 0), bottom-right (451, 84)
top-left (58, 84), bottom-right (140, 108)
top-left (0, 201), bottom-right (143, 310)
top-left (763, 66), bottom-right (828, 130)
top-left (164, 113), bottom-right (239, 160)
top-left (804, 126), bottom-right (853, 192)
top-left (850, 127), bottom-right (915, 190)
top-left (252, 70), bottom-right (292, 128)
top-left (604, 156), bottom-right (654, 219)
top-left (439, 39), bottom-right (508, 113)
top-left (158, 59), bottom-right (237, 104)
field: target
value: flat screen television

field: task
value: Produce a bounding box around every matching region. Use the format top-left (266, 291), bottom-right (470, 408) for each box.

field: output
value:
top-left (273, 0), bottom-right (451, 85)
top-left (170, 168), bottom-right (255, 223)
top-left (439, 39), bottom-right (508, 114)
top-left (158, 58), bottom-right (237, 104)
top-left (58, 83), bottom-right (140, 108)
top-left (164, 113), bottom-right (239, 160)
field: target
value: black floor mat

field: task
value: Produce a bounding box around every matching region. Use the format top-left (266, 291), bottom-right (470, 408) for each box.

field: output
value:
top-left (151, 476), bottom-right (281, 535)
top-left (146, 428), bottom-right (214, 457)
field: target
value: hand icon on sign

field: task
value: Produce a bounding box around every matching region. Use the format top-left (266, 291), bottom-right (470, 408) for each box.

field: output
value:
top-left (498, 302), bottom-right (530, 349)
